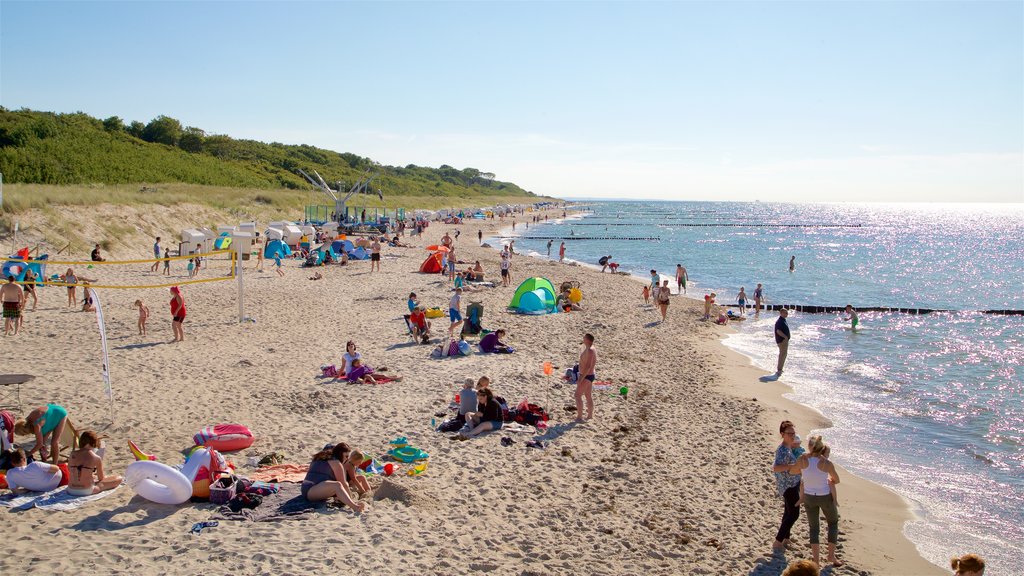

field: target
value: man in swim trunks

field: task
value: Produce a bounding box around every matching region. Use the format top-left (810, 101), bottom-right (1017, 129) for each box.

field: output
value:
top-left (2, 275), bottom-right (25, 336)
top-left (676, 264), bottom-right (688, 294)
top-left (449, 287), bottom-right (463, 337)
top-left (370, 239), bottom-right (381, 272)
top-left (576, 333), bottom-right (598, 421)
top-left (845, 305), bottom-right (859, 330)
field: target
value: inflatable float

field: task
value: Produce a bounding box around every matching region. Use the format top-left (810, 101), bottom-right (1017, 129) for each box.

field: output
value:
top-left (388, 446), bottom-right (429, 463)
top-left (193, 424), bottom-right (254, 452)
top-left (125, 461), bottom-right (193, 505)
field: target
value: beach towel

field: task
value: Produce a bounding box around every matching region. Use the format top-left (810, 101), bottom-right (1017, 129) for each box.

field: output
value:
top-left (247, 464), bottom-right (308, 483)
top-left (0, 484), bottom-right (122, 511)
top-left (213, 481), bottom-right (326, 522)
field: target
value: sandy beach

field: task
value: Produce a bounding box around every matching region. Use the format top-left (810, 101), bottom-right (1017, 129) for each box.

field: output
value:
top-left (0, 207), bottom-right (943, 575)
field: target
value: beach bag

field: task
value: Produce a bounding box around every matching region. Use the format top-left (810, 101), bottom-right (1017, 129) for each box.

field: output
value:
top-left (321, 365), bottom-right (339, 378)
top-left (436, 415), bottom-right (465, 433)
top-left (209, 475), bottom-right (238, 505)
top-left (238, 479), bottom-right (280, 496)
top-left (511, 400), bottom-right (549, 426)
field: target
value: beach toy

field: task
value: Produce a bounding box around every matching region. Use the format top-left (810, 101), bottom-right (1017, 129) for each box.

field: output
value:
top-left (388, 446), bottom-right (429, 463)
top-left (193, 424), bottom-right (254, 452)
top-left (125, 460), bottom-right (193, 505)
top-left (389, 437), bottom-right (408, 448)
top-left (181, 447), bottom-right (229, 499)
top-left (619, 386), bottom-right (628, 399)
top-left (543, 361), bottom-right (553, 376)
top-left (407, 462), bottom-right (428, 477)
top-left (455, 393), bottom-right (460, 404)
top-left (383, 463), bottom-right (395, 476)
top-left (568, 288), bottom-right (582, 304)
top-left (128, 440), bottom-right (157, 461)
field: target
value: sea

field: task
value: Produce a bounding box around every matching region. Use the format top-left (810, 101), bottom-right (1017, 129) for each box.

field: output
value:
top-left (495, 200), bottom-right (1024, 572)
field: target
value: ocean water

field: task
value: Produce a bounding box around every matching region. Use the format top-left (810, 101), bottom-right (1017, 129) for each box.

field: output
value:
top-left (501, 201), bottom-right (1024, 572)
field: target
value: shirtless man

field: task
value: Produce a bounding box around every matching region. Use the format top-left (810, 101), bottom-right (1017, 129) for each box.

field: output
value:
top-left (441, 232), bottom-right (453, 248)
top-left (845, 304), bottom-right (859, 330)
top-left (576, 333), bottom-right (598, 421)
top-left (2, 276), bottom-right (25, 336)
top-left (370, 239), bottom-right (381, 272)
top-left (676, 263), bottom-right (688, 294)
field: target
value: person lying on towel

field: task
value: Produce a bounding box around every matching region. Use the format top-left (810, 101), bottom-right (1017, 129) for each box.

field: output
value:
top-left (480, 329), bottom-right (514, 354)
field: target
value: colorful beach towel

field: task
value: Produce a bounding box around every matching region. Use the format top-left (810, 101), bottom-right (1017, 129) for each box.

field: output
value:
top-left (213, 481), bottom-right (325, 522)
top-left (247, 464), bottom-right (308, 483)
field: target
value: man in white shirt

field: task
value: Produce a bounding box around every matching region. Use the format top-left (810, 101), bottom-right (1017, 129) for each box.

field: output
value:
top-left (5, 449), bottom-right (63, 492)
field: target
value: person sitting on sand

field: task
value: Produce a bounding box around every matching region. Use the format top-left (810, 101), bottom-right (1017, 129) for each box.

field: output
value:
top-left (950, 554), bottom-right (985, 576)
top-left (480, 329), bottom-right (513, 353)
top-left (343, 450), bottom-right (372, 496)
top-left (90, 244), bottom-right (105, 262)
top-left (3, 448), bottom-right (65, 492)
top-left (456, 378), bottom-right (479, 425)
top-left (14, 404), bottom-right (69, 464)
top-left (309, 271), bottom-right (323, 281)
top-left (66, 430), bottom-right (122, 496)
top-left (556, 287), bottom-right (582, 312)
top-left (471, 261), bottom-right (485, 281)
top-left (301, 442), bottom-right (365, 512)
top-left (81, 283), bottom-right (96, 312)
top-left (459, 387), bottom-right (503, 439)
top-left (409, 306), bottom-right (431, 343)
top-left (346, 359), bottom-right (401, 384)
top-left (342, 341), bottom-right (362, 375)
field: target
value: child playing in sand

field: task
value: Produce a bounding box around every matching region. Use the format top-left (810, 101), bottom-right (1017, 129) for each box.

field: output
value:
top-left (344, 450), bottom-right (372, 496)
top-left (132, 299), bottom-right (150, 335)
top-left (274, 254), bottom-right (285, 277)
top-left (703, 292), bottom-right (716, 320)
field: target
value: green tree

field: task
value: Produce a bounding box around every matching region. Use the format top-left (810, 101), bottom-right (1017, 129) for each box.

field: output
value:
top-left (126, 120), bottom-right (145, 138)
top-left (102, 116), bottom-right (124, 132)
top-left (179, 126), bottom-right (205, 153)
top-left (141, 115), bottom-right (183, 146)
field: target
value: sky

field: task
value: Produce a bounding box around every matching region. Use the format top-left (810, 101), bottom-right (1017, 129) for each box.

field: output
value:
top-left (1, 1), bottom-right (1022, 203)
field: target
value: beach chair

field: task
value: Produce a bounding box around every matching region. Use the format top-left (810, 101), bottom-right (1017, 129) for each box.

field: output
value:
top-left (403, 315), bottom-right (417, 342)
top-left (462, 302), bottom-right (483, 336)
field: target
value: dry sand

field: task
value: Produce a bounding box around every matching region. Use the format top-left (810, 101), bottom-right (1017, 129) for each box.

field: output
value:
top-left (0, 208), bottom-right (942, 575)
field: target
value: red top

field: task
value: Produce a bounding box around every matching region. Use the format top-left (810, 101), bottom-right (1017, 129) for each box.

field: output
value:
top-left (170, 296), bottom-right (186, 318)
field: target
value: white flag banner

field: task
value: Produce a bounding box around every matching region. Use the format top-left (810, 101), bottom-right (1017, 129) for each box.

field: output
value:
top-left (89, 287), bottom-right (114, 422)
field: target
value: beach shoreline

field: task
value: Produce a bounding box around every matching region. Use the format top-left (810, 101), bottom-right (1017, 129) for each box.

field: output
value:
top-left (0, 205), bottom-right (942, 574)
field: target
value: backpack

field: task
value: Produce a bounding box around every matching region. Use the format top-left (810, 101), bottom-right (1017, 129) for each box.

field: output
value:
top-left (510, 401), bottom-right (549, 427)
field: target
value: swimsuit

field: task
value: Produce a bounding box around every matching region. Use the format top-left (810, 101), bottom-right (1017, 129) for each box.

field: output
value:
top-left (2, 301), bottom-right (20, 319)
top-left (67, 486), bottom-right (95, 497)
top-left (39, 404), bottom-right (68, 436)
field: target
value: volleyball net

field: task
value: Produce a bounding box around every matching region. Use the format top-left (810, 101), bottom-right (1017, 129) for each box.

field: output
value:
top-left (1, 249), bottom-right (240, 290)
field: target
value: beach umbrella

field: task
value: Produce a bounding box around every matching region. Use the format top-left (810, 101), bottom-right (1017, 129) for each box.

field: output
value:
top-left (425, 245), bottom-right (450, 253)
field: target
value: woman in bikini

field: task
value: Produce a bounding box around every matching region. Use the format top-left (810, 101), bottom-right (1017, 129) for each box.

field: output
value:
top-left (62, 268), bottom-right (79, 307)
top-left (14, 404), bottom-right (70, 464)
top-left (66, 430), bottom-right (122, 496)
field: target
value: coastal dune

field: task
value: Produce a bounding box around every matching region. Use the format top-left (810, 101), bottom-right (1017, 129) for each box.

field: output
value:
top-left (0, 209), bottom-right (940, 575)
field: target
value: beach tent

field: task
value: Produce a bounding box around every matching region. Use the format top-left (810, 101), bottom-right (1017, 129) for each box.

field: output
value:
top-left (2, 253), bottom-right (47, 284)
top-left (419, 252), bottom-right (444, 273)
top-left (509, 277), bottom-right (557, 309)
top-left (350, 247), bottom-right (370, 260)
top-left (264, 239), bottom-right (292, 259)
top-left (516, 289), bottom-right (556, 314)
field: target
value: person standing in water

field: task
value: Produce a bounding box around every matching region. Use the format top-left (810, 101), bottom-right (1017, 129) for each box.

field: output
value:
top-left (775, 309), bottom-right (791, 377)
top-left (675, 264), bottom-right (688, 294)
top-left (789, 255), bottom-right (796, 272)
top-left (737, 287), bottom-right (748, 315)
top-left (547, 239), bottom-right (553, 257)
top-left (845, 305), bottom-right (859, 330)
top-left (558, 242), bottom-right (566, 262)
top-left (754, 283), bottom-right (764, 315)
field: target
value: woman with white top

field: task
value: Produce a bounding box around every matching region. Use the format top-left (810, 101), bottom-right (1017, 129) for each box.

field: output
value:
top-left (341, 341), bottom-right (361, 375)
top-left (797, 435), bottom-right (842, 568)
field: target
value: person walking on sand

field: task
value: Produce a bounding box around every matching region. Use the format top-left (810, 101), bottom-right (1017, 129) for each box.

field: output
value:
top-left (775, 309), bottom-right (790, 377)
top-left (256, 241), bottom-right (265, 272)
top-left (22, 269), bottom-right (38, 311)
top-left (150, 237), bottom-right (161, 272)
top-left (370, 238), bottom-right (381, 272)
top-left (478, 229), bottom-right (483, 245)
top-left (657, 279), bottom-right (671, 323)
top-left (169, 286), bottom-right (186, 342)
top-left (447, 246), bottom-right (457, 281)
top-left (575, 333), bottom-right (598, 421)
top-left (789, 255), bottom-right (796, 272)
top-left (559, 241), bottom-right (566, 262)
top-left (449, 287), bottom-right (464, 337)
top-left (754, 283), bottom-right (764, 315)
top-left (2, 276), bottom-right (25, 336)
top-left (500, 253), bottom-right (511, 287)
top-left (162, 248), bottom-right (171, 275)
top-left (676, 263), bottom-right (688, 294)
top-left (274, 253), bottom-right (285, 277)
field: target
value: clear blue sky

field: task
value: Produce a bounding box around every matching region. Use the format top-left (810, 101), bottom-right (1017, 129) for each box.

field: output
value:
top-left (2, 1), bottom-right (1022, 202)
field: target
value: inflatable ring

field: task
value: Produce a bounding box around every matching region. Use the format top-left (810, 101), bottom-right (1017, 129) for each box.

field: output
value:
top-left (125, 461), bottom-right (193, 505)
top-left (388, 446), bottom-right (429, 463)
top-left (194, 424), bottom-right (254, 452)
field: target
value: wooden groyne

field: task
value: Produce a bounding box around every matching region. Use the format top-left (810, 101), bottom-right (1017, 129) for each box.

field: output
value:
top-left (725, 304), bottom-right (1024, 316)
